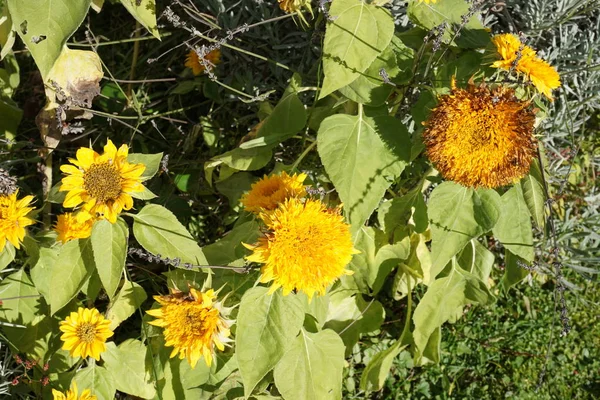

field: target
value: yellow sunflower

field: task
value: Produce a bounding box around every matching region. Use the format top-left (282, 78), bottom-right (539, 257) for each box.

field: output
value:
top-left (59, 140), bottom-right (145, 223)
top-left (55, 211), bottom-right (95, 244)
top-left (146, 288), bottom-right (232, 368)
top-left (241, 171), bottom-right (307, 214)
top-left (491, 33), bottom-right (561, 100)
top-left (185, 48), bottom-right (221, 76)
top-left (52, 382), bottom-right (96, 400)
top-left (244, 198), bottom-right (356, 300)
top-left (0, 191), bottom-right (35, 252)
top-left (59, 307), bottom-right (114, 361)
top-left (278, 0), bottom-right (312, 13)
top-left (417, 0), bottom-right (437, 4)
top-left (423, 80), bottom-right (537, 188)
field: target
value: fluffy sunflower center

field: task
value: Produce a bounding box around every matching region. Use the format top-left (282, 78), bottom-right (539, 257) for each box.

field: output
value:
top-left (423, 84), bottom-right (536, 188)
top-left (83, 163), bottom-right (122, 202)
top-left (177, 304), bottom-right (218, 336)
top-left (76, 323), bottom-right (97, 343)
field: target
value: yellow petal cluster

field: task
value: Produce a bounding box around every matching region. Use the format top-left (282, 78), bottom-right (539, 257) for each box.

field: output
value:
top-left (185, 49), bottom-right (221, 76)
top-left (241, 171), bottom-right (307, 214)
top-left (491, 33), bottom-right (560, 100)
top-left (245, 198), bottom-right (356, 300)
top-left (417, 0), bottom-right (438, 4)
top-left (59, 307), bottom-right (114, 361)
top-left (278, 0), bottom-right (312, 14)
top-left (423, 81), bottom-right (537, 188)
top-left (52, 382), bottom-right (96, 400)
top-left (55, 211), bottom-right (95, 244)
top-left (0, 191), bottom-right (35, 252)
top-left (146, 288), bottom-right (232, 368)
top-left (59, 140), bottom-right (145, 223)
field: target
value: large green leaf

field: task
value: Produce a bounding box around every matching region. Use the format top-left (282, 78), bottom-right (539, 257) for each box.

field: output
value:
top-left (0, 268), bottom-right (40, 324)
top-left (323, 293), bottom-right (384, 354)
top-left (103, 340), bottom-right (156, 398)
top-left (203, 220), bottom-right (260, 266)
top-left (6, 0), bottom-right (91, 79)
top-left (243, 91), bottom-right (307, 147)
top-left (500, 249), bottom-right (530, 290)
top-left (0, 96), bottom-right (21, 139)
top-left (132, 204), bottom-right (208, 266)
top-left (392, 233), bottom-right (430, 299)
top-left (457, 239), bottom-right (494, 284)
top-left (0, 242), bottom-right (15, 271)
top-left (119, 0), bottom-right (160, 39)
top-left (321, 0), bottom-right (394, 97)
top-left (339, 36), bottom-right (414, 106)
top-left (317, 110), bottom-right (410, 233)
top-left (91, 219), bottom-right (128, 299)
top-left (521, 161), bottom-right (546, 228)
top-left (30, 246), bottom-right (59, 301)
top-left (359, 340), bottom-right (407, 391)
top-left (127, 152), bottom-right (163, 181)
top-left (412, 266), bottom-right (493, 354)
top-left (407, 0), bottom-right (489, 48)
top-left (236, 287), bottom-right (304, 397)
top-left (74, 363), bottom-right (116, 400)
top-left (105, 280), bottom-right (147, 331)
top-left (49, 239), bottom-right (95, 315)
top-left (0, 268), bottom-right (52, 361)
top-left (273, 329), bottom-right (345, 400)
top-left (377, 185), bottom-right (428, 238)
top-left (348, 227), bottom-right (378, 294)
top-left (493, 184), bottom-right (534, 262)
top-left (428, 182), bottom-right (500, 278)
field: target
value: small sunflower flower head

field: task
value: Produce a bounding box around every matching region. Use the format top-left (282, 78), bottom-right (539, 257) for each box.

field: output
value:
top-left (52, 382), bottom-right (96, 400)
top-left (59, 307), bottom-right (114, 361)
top-left (59, 140), bottom-right (145, 223)
top-left (146, 288), bottom-right (233, 368)
top-left (241, 171), bottom-right (307, 214)
top-left (55, 211), bottom-right (95, 244)
top-left (491, 33), bottom-right (560, 100)
top-left (244, 198), bottom-right (357, 300)
top-left (185, 48), bottom-right (221, 76)
top-left (423, 80), bottom-right (537, 189)
top-left (0, 191), bottom-right (35, 252)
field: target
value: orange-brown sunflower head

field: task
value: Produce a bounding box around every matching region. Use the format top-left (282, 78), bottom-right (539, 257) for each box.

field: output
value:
top-left (241, 171), bottom-right (307, 214)
top-left (146, 288), bottom-right (233, 368)
top-left (59, 140), bottom-right (145, 223)
top-left (185, 48), bottom-right (221, 76)
top-left (423, 81), bottom-right (537, 189)
top-left (244, 198), bottom-right (356, 300)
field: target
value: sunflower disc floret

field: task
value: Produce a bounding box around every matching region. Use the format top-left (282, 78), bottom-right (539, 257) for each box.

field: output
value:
top-left (59, 140), bottom-right (145, 223)
top-left (59, 307), bottom-right (114, 361)
top-left (423, 81), bottom-right (537, 189)
top-left (241, 171), bottom-right (307, 214)
top-left (245, 198), bottom-right (356, 299)
top-left (0, 191), bottom-right (35, 252)
top-left (146, 288), bottom-right (232, 368)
